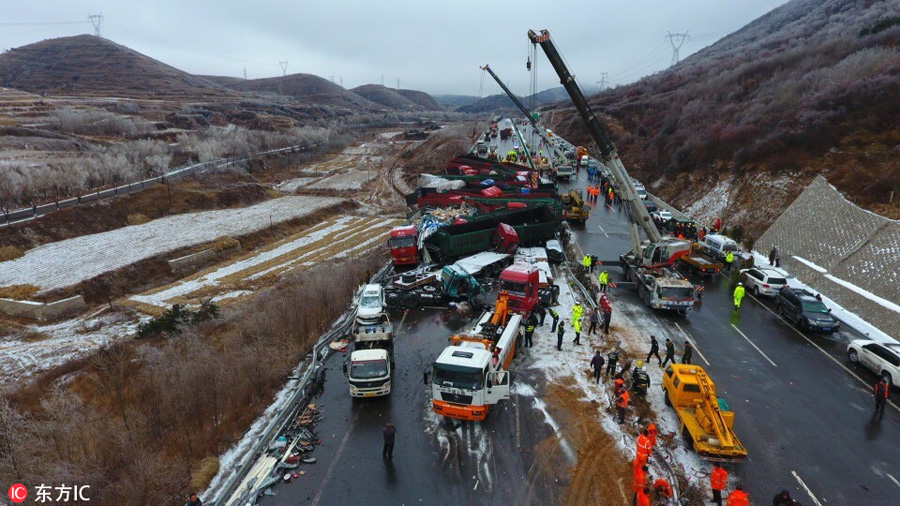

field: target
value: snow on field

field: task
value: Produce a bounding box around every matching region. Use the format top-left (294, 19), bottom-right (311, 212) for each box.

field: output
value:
top-left (0, 311), bottom-right (139, 386)
top-left (131, 216), bottom-right (402, 309)
top-left (307, 168), bottom-right (379, 190)
top-left (0, 196), bottom-right (344, 292)
top-left (752, 251), bottom-right (900, 344)
top-left (684, 180), bottom-right (731, 225)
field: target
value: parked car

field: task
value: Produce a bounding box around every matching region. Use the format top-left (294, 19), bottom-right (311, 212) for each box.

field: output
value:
top-left (775, 286), bottom-right (840, 333)
top-left (651, 210), bottom-right (673, 222)
top-left (642, 200), bottom-right (658, 213)
top-left (848, 339), bottom-right (900, 387)
top-left (545, 240), bottom-right (564, 264)
top-left (740, 268), bottom-right (787, 297)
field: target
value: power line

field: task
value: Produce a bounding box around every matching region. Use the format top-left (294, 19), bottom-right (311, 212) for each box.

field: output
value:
top-left (0, 20), bottom-right (87, 26)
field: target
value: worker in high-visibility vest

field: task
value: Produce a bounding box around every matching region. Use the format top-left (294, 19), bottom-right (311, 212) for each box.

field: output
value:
top-left (733, 282), bottom-right (746, 311)
top-left (582, 254), bottom-right (592, 274)
top-left (725, 250), bottom-right (735, 270)
top-left (599, 270), bottom-right (610, 292)
top-left (616, 389), bottom-right (629, 424)
top-left (635, 429), bottom-right (652, 466)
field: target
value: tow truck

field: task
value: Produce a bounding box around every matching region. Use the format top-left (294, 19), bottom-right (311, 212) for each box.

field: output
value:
top-left (529, 28), bottom-right (696, 315)
top-left (431, 294), bottom-right (520, 421)
top-left (661, 364), bottom-right (748, 462)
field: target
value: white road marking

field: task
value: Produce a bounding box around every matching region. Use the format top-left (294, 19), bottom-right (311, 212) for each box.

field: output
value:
top-left (514, 395), bottom-right (522, 450)
top-left (749, 293), bottom-right (899, 413)
top-left (731, 324), bottom-right (778, 367)
top-left (886, 473), bottom-right (900, 490)
top-left (597, 225), bottom-right (609, 238)
top-left (311, 417), bottom-right (356, 506)
top-left (792, 470), bottom-right (824, 506)
top-left (674, 322), bottom-right (710, 366)
top-left (473, 479), bottom-right (479, 491)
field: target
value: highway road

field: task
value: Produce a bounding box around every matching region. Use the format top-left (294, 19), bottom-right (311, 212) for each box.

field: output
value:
top-left (550, 161), bottom-right (900, 504)
top-left (257, 308), bottom-right (570, 506)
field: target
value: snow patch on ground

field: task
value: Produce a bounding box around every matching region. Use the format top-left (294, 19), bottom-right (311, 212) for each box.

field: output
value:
top-left (683, 181), bottom-right (731, 226)
top-left (307, 169), bottom-right (379, 190)
top-left (0, 311), bottom-right (139, 387)
top-left (0, 196), bottom-right (345, 292)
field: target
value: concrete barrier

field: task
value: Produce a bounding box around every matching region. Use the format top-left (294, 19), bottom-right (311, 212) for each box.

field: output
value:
top-left (168, 244), bottom-right (242, 274)
top-left (0, 295), bottom-right (87, 321)
top-left (756, 176), bottom-right (900, 337)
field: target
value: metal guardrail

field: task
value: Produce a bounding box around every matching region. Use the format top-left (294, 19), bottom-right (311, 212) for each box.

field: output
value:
top-left (1, 143), bottom-right (320, 227)
top-left (209, 261), bottom-right (393, 506)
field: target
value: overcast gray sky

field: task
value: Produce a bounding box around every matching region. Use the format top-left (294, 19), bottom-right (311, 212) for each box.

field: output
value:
top-left (2, 0), bottom-right (789, 96)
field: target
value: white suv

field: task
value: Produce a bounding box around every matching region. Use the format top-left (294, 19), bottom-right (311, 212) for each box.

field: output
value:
top-left (356, 284), bottom-right (385, 324)
top-left (848, 340), bottom-right (900, 388)
top-left (740, 268), bottom-right (787, 297)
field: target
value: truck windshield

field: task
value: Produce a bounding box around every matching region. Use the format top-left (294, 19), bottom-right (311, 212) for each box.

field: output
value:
top-left (350, 359), bottom-right (388, 379)
top-left (389, 237), bottom-right (415, 248)
top-left (802, 300), bottom-right (829, 313)
top-left (500, 280), bottom-right (528, 297)
top-left (660, 287), bottom-right (694, 299)
top-left (433, 364), bottom-right (484, 390)
top-left (360, 295), bottom-right (381, 309)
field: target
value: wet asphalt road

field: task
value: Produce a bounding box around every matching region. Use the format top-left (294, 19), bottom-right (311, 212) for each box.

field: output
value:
top-left (554, 168), bottom-right (900, 504)
top-left (258, 308), bottom-right (567, 506)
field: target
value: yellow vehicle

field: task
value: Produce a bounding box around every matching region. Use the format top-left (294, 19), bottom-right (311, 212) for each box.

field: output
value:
top-left (661, 364), bottom-right (748, 462)
top-left (560, 189), bottom-right (590, 223)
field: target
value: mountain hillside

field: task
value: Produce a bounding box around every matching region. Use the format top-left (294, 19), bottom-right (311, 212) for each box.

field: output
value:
top-left (227, 74), bottom-right (383, 111)
top-left (460, 86), bottom-right (596, 114)
top-left (433, 94), bottom-right (479, 109)
top-left (542, 0), bottom-right (900, 239)
top-left (350, 84), bottom-right (420, 110)
top-left (395, 88), bottom-right (444, 111)
top-left (0, 35), bottom-right (232, 99)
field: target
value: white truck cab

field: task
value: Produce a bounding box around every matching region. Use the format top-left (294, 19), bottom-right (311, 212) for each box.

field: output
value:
top-left (348, 348), bottom-right (391, 398)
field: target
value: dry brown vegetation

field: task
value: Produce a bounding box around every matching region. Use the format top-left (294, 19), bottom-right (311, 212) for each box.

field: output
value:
top-left (0, 284), bottom-right (38, 300)
top-left (0, 252), bottom-right (385, 505)
top-left (0, 246), bottom-right (24, 262)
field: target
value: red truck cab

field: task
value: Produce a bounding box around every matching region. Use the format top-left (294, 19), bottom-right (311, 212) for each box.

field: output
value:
top-left (389, 225), bottom-right (419, 266)
top-left (499, 264), bottom-right (541, 315)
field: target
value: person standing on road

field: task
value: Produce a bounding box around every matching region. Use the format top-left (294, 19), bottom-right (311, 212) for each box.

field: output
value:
top-left (590, 350), bottom-right (605, 383)
top-left (556, 320), bottom-right (565, 351)
top-left (524, 319), bottom-right (536, 348)
top-left (647, 423), bottom-right (658, 449)
top-left (635, 428), bottom-right (652, 466)
top-left (582, 254), bottom-right (592, 274)
top-left (733, 282), bottom-right (746, 311)
top-left (710, 463), bottom-right (728, 506)
top-left (535, 304), bottom-right (546, 326)
top-left (681, 341), bottom-right (693, 365)
top-left (725, 250), bottom-right (735, 271)
top-left (769, 246), bottom-right (778, 266)
top-left (607, 349), bottom-right (619, 377)
top-left (601, 297), bottom-right (613, 334)
top-left (588, 308), bottom-right (599, 335)
top-left (572, 317), bottom-right (582, 345)
top-left (661, 338), bottom-right (676, 368)
top-left (726, 485), bottom-right (749, 506)
top-left (572, 302), bottom-right (584, 325)
top-left (382, 422), bottom-right (396, 460)
top-left (599, 270), bottom-right (610, 292)
top-left (774, 248), bottom-right (781, 267)
top-left (875, 377), bottom-right (890, 419)
top-left (646, 335), bottom-right (661, 365)
top-left (632, 464), bottom-right (648, 506)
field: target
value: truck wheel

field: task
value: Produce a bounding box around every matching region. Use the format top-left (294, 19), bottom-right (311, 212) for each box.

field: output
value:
top-left (848, 349), bottom-right (859, 363)
top-left (403, 293), bottom-right (421, 309)
top-left (664, 390), bottom-right (672, 407)
top-left (682, 427), bottom-right (694, 450)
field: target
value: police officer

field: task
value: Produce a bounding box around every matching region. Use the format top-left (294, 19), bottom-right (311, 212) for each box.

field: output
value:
top-left (607, 349), bottom-right (619, 377)
top-left (556, 320), bottom-right (565, 351)
top-left (535, 303), bottom-right (547, 326)
top-left (646, 335), bottom-right (661, 366)
top-left (661, 338), bottom-right (676, 368)
top-left (632, 361), bottom-right (651, 395)
top-left (524, 318), bottom-right (536, 348)
top-left (681, 341), bottom-right (693, 365)
top-left (549, 308), bottom-right (560, 332)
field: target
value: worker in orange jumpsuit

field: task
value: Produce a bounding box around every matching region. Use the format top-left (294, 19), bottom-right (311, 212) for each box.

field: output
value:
top-left (636, 429), bottom-right (652, 466)
top-left (635, 486), bottom-right (651, 506)
top-left (632, 464), bottom-right (648, 506)
top-left (653, 478), bottom-right (674, 504)
top-left (710, 463), bottom-right (728, 506)
top-left (725, 485), bottom-right (749, 506)
top-left (616, 388), bottom-right (629, 424)
top-left (647, 423), bottom-right (658, 449)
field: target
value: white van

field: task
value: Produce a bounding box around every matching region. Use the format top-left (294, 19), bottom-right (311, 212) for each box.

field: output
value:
top-left (356, 284), bottom-right (385, 324)
top-left (698, 234), bottom-right (738, 262)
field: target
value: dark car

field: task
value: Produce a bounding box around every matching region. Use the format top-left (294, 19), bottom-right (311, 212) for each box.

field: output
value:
top-left (775, 286), bottom-right (840, 333)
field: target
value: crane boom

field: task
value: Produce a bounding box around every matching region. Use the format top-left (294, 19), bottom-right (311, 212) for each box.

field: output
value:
top-left (527, 29), bottom-right (662, 244)
top-left (480, 64), bottom-right (567, 164)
